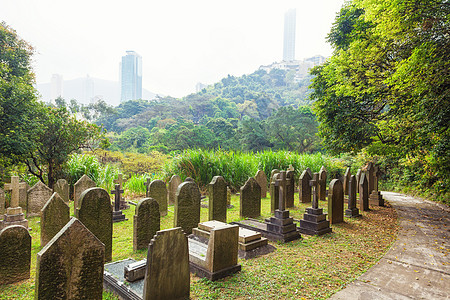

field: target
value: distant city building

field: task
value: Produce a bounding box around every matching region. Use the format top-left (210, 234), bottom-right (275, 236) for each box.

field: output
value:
top-left (195, 82), bottom-right (207, 92)
top-left (283, 9), bottom-right (296, 62)
top-left (259, 55), bottom-right (327, 82)
top-left (50, 74), bottom-right (63, 100)
top-left (305, 55), bottom-right (326, 66)
top-left (83, 75), bottom-right (95, 103)
top-left (120, 51), bottom-right (142, 102)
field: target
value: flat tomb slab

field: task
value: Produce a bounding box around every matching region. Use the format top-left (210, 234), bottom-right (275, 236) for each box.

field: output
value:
top-left (103, 259), bottom-right (143, 300)
top-left (239, 228), bottom-right (262, 244)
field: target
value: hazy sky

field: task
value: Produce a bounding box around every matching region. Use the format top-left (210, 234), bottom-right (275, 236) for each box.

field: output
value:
top-left (1, 0), bottom-right (345, 98)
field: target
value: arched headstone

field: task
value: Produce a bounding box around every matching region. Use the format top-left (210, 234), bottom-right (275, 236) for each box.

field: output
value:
top-left (133, 198), bottom-right (160, 251)
top-left (208, 176), bottom-right (227, 222)
top-left (240, 177), bottom-right (261, 218)
top-left (174, 180), bottom-right (201, 234)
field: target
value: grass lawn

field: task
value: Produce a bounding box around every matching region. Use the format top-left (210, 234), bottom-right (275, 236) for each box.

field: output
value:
top-left (0, 192), bottom-right (398, 299)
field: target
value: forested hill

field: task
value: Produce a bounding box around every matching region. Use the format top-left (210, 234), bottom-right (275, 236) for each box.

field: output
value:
top-left (97, 68), bottom-right (314, 134)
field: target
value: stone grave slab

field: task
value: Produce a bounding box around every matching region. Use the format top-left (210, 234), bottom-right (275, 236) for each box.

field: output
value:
top-left (174, 180), bottom-right (201, 235)
top-left (73, 174), bottom-right (96, 212)
top-left (111, 184), bottom-right (127, 223)
top-left (328, 179), bottom-right (344, 224)
top-left (240, 177), bottom-right (261, 218)
top-left (359, 172), bottom-right (369, 211)
top-left (27, 181), bottom-right (53, 218)
top-left (345, 175), bottom-right (361, 218)
top-left (208, 176), bottom-right (227, 223)
top-left (167, 174), bottom-right (182, 205)
top-left (114, 173), bottom-right (129, 210)
top-left (0, 176), bottom-right (28, 229)
top-left (133, 198), bottom-right (160, 251)
top-left (319, 166), bottom-right (327, 201)
top-left (0, 225), bottom-right (31, 284)
top-left (54, 179), bottom-right (69, 203)
top-left (40, 192), bottom-right (70, 246)
top-left (270, 172), bottom-right (280, 213)
top-left (148, 180), bottom-right (168, 217)
top-left (254, 170), bottom-right (268, 198)
top-left (299, 170), bottom-right (312, 203)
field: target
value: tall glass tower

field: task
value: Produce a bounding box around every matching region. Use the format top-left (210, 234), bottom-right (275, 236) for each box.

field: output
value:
top-left (120, 51), bottom-right (142, 102)
top-left (283, 9), bottom-right (296, 62)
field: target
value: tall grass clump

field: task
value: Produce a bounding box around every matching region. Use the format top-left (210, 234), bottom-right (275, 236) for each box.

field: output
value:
top-left (124, 172), bottom-right (165, 196)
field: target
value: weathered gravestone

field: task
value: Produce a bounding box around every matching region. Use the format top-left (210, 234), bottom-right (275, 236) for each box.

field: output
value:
top-left (369, 165), bottom-right (384, 206)
top-left (318, 166), bottom-right (327, 201)
top-left (77, 187), bottom-right (113, 262)
top-left (286, 170), bottom-right (295, 208)
top-left (168, 174), bottom-right (182, 205)
top-left (343, 167), bottom-right (351, 196)
top-left (54, 179), bottom-right (69, 204)
top-left (114, 173), bottom-right (129, 210)
top-left (299, 169), bottom-right (312, 203)
top-left (35, 218), bottom-right (105, 300)
top-left (0, 187), bottom-right (4, 218)
top-left (0, 225), bottom-right (31, 284)
top-left (269, 169), bottom-right (280, 198)
top-left (27, 181), bottom-right (53, 218)
top-left (73, 174), bottom-right (96, 211)
top-left (143, 227), bottom-right (190, 300)
top-left (270, 172), bottom-right (280, 213)
top-left (306, 167), bottom-right (313, 179)
top-left (0, 175), bottom-right (28, 229)
top-left (359, 172), bottom-right (369, 211)
top-left (240, 177), bottom-right (261, 218)
top-left (133, 198), bottom-right (160, 251)
top-left (111, 184), bottom-right (126, 223)
top-left (174, 180), bottom-right (201, 235)
top-left (254, 170), bottom-right (268, 199)
top-left (227, 187), bottom-right (231, 206)
top-left (355, 169), bottom-right (362, 191)
top-left (208, 176), bottom-right (227, 223)
top-left (19, 182), bottom-right (29, 209)
top-left (148, 180), bottom-right (168, 217)
top-left (345, 175), bottom-right (361, 218)
top-left (40, 192), bottom-right (70, 247)
top-left (328, 179), bottom-right (344, 224)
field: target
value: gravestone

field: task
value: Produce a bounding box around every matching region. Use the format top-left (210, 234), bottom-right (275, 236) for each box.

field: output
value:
top-left (318, 166), bottom-right (327, 201)
top-left (77, 187), bottom-right (113, 262)
top-left (254, 170), bottom-right (268, 198)
top-left (227, 187), bottom-right (231, 206)
top-left (18, 182), bottom-right (29, 209)
top-left (148, 180), bottom-right (168, 217)
top-left (27, 181), bottom-right (53, 218)
top-left (40, 192), bottom-right (70, 246)
top-left (286, 170), bottom-right (295, 208)
top-left (144, 177), bottom-right (151, 197)
top-left (54, 179), bottom-right (69, 204)
top-left (299, 169), bottom-right (312, 203)
top-left (114, 173), bottom-right (129, 210)
top-left (143, 228), bottom-right (190, 300)
top-left (359, 172), bottom-right (369, 211)
top-left (270, 172), bottom-right (280, 213)
top-left (287, 164), bottom-right (295, 172)
top-left (345, 175), bottom-right (361, 218)
top-left (133, 198), bottom-right (160, 251)
top-left (369, 165), bottom-right (384, 206)
top-left (189, 223), bottom-right (241, 280)
top-left (355, 169), bottom-right (362, 191)
top-left (111, 184), bottom-right (126, 223)
top-left (0, 225), bottom-right (31, 284)
top-left (299, 173), bottom-right (332, 236)
top-left (306, 167), bottom-right (313, 178)
top-left (168, 175), bottom-right (182, 205)
top-left (343, 167), bottom-right (351, 196)
top-left (73, 174), bottom-right (96, 211)
top-left (240, 177), bottom-right (261, 218)
top-left (35, 218), bottom-right (105, 300)
top-left (0, 175), bottom-right (28, 229)
top-left (269, 169), bottom-right (280, 198)
top-left (367, 162), bottom-right (375, 194)
top-left (174, 180), bottom-right (201, 235)
top-left (0, 187), bottom-right (4, 217)
top-left (208, 176), bottom-right (227, 223)
top-left (327, 179), bottom-right (344, 224)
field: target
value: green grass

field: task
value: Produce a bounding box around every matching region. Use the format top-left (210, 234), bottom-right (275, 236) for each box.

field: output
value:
top-left (0, 191), bottom-right (398, 300)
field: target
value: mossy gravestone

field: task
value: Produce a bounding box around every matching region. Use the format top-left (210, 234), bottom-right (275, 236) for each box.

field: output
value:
top-left (286, 170), bottom-right (295, 208)
top-left (208, 176), bottom-right (227, 223)
top-left (0, 225), bottom-right (31, 284)
top-left (359, 172), bottom-right (369, 211)
top-left (148, 180), bottom-right (168, 217)
top-left (254, 170), bottom-right (268, 199)
top-left (328, 179), bottom-right (344, 224)
top-left (134, 198), bottom-right (160, 251)
top-left (343, 167), bottom-right (351, 196)
top-left (73, 174), bottom-right (96, 212)
top-left (143, 227), bottom-right (190, 300)
top-left (54, 179), bottom-right (69, 204)
top-left (240, 177), bottom-right (261, 218)
top-left (270, 172), bottom-right (280, 213)
top-left (35, 218), bottom-right (105, 300)
top-left (174, 180), bottom-right (201, 235)
top-left (27, 181), bottom-right (53, 218)
top-left (168, 175), bottom-right (182, 205)
top-left (40, 192), bottom-right (70, 247)
top-left (77, 187), bottom-right (113, 262)
top-left (318, 166), bottom-right (327, 201)
top-left (299, 169), bottom-right (312, 203)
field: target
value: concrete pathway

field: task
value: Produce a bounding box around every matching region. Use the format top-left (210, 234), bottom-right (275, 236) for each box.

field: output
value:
top-left (330, 191), bottom-right (449, 299)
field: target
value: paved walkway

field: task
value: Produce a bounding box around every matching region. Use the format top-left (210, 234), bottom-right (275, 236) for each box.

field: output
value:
top-left (330, 191), bottom-right (449, 299)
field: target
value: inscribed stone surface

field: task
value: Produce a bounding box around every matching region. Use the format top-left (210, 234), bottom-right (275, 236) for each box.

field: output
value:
top-left (143, 228), bottom-right (190, 300)
top-left (73, 174), bottom-right (96, 211)
top-left (328, 179), bottom-right (344, 224)
top-left (168, 175), bottom-right (182, 206)
top-left (208, 176), bottom-right (227, 223)
top-left (148, 180), bottom-right (168, 217)
top-left (299, 170), bottom-right (312, 203)
top-left (0, 225), bottom-right (31, 284)
top-left (254, 170), bottom-right (268, 199)
top-left (286, 170), bottom-right (295, 208)
top-left (54, 179), bottom-right (69, 204)
top-left (19, 182), bottom-right (29, 209)
top-left (174, 181), bottom-right (201, 235)
top-left (27, 181), bottom-right (53, 218)
top-left (319, 166), bottom-right (327, 201)
top-left (270, 173), bottom-right (280, 212)
top-left (359, 172), bottom-right (369, 211)
top-left (343, 167), bottom-right (351, 196)
top-left (134, 198), bottom-right (160, 251)
top-left (240, 177), bottom-right (261, 218)
top-left (355, 169), bottom-right (362, 190)
top-left (35, 218), bottom-right (105, 300)
top-left (77, 187), bottom-right (113, 262)
top-left (40, 192), bottom-right (70, 247)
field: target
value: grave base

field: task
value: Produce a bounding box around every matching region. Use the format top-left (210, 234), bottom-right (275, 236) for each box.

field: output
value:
top-left (299, 207), bottom-right (332, 236)
top-left (345, 207), bottom-right (361, 218)
top-left (369, 191), bottom-right (384, 206)
top-left (103, 259), bottom-right (143, 300)
top-left (189, 262), bottom-right (241, 281)
top-left (0, 212), bottom-right (29, 230)
top-left (231, 218), bottom-right (301, 243)
top-left (238, 244), bottom-right (276, 259)
top-left (112, 211), bottom-right (127, 223)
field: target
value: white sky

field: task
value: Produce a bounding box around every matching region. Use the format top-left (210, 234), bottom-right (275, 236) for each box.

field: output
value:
top-left (1, 0), bottom-right (345, 98)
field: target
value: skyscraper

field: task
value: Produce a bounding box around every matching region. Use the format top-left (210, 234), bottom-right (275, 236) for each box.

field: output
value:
top-left (283, 9), bottom-right (296, 62)
top-left (120, 51), bottom-right (142, 102)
